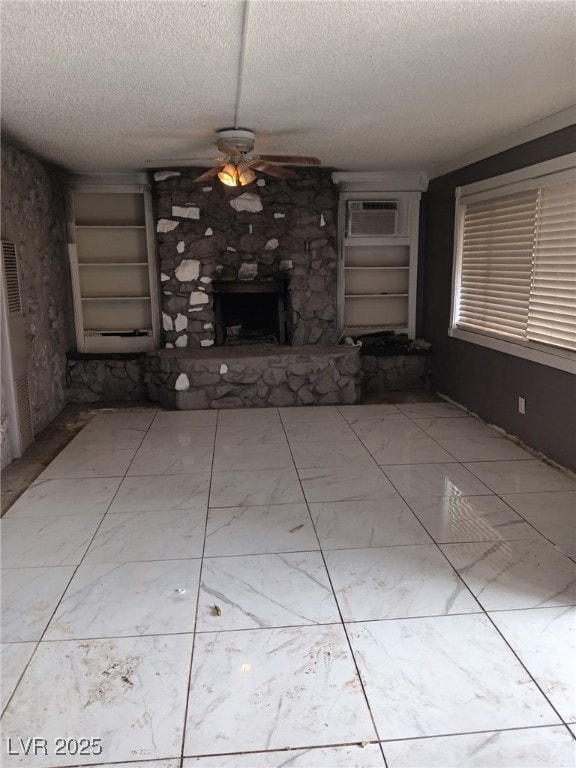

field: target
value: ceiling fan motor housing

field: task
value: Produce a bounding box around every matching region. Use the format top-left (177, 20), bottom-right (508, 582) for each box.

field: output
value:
top-left (216, 128), bottom-right (255, 154)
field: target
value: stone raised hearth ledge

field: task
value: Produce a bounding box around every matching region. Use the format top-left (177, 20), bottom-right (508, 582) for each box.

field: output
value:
top-left (65, 347), bottom-right (431, 407)
top-left (146, 345), bottom-right (361, 410)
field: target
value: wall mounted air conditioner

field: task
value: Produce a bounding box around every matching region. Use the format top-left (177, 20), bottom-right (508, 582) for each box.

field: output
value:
top-left (347, 200), bottom-right (398, 236)
top-left (1, 240), bottom-right (34, 458)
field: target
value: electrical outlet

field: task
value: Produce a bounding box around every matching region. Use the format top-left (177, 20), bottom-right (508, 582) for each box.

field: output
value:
top-left (518, 396), bottom-right (526, 415)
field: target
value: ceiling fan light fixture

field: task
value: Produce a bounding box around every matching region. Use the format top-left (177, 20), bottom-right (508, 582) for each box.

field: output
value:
top-left (217, 163), bottom-right (238, 186)
top-left (237, 160), bottom-right (256, 186)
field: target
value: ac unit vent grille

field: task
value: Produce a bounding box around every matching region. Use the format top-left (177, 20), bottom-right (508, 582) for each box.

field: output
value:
top-left (347, 201), bottom-right (398, 236)
top-left (15, 374), bottom-right (34, 451)
top-left (2, 241), bottom-right (22, 315)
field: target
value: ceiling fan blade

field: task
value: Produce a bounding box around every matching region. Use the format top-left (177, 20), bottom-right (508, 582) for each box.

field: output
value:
top-left (257, 154), bottom-right (321, 166)
top-left (250, 161), bottom-right (296, 179)
top-left (216, 141), bottom-right (243, 155)
top-left (145, 157), bottom-right (221, 167)
top-left (194, 165), bottom-right (223, 182)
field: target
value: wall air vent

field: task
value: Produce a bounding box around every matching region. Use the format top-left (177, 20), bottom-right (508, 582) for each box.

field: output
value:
top-left (347, 200), bottom-right (398, 237)
top-left (2, 241), bottom-right (22, 315)
top-left (15, 374), bottom-right (34, 451)
top-left (1, 240), bottom-right (34, 459)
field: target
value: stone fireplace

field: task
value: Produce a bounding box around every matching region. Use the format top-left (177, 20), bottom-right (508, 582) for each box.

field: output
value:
top-left (64, 168), bottom-right (431, 408)
top-left (152, 168), bottom-right (339, 348)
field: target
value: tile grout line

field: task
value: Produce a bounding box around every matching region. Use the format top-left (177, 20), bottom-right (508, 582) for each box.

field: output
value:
top-left (179, 405), bottom-right (221, 767)
top-left (47, 721), bottom-right (576, 768)
top-left (279, 412), bottom-right (390, 768)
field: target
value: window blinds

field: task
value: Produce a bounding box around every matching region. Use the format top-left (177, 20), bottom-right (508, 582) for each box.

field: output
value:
top-left (456, 179), bottom-right (576, 353)
top-left (528, 180), bottom-right (576, 351)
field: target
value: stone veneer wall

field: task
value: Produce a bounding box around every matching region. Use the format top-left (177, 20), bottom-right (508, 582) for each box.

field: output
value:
top-left (153, 168), bottom-right (339, 348)
top-left (66, 355), bottom-right (147, 403)
top-left (146, 347), bottom-right (361, 410)
top-left (1, 144), bottom-right (72, 464)
top-left (361, 354), bottom-right (431, 393)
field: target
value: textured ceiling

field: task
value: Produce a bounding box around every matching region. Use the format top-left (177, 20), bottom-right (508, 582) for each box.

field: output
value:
top-left (1, 0), bottom-right (575, 174)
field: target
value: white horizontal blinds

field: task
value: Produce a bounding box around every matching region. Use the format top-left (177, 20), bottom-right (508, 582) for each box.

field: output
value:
top-left (528, 179), bottom-right (576, 351)
top-left (457, 189), bottom-right (538, 340)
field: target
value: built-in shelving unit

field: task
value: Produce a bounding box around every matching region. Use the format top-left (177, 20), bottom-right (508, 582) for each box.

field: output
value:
top-left (66, 184), bottom-right (160, 352)
top-left (332, 172), bottom-right (428, 339)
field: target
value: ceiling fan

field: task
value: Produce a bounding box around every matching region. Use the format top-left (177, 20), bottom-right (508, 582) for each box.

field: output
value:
top-left (150, 128), bottom-right (321, 187)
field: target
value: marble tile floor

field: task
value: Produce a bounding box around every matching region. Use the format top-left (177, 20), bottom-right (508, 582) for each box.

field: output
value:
top-left (1, 402), bottom-right (575, 768)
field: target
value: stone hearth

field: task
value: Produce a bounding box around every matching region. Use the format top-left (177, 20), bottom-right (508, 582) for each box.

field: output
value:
top-left (146, 346), bottom-right (361, 410)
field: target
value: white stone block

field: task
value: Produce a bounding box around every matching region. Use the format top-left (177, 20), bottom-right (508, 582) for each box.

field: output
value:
top-left (160, 273), bottom-right (170, 282)
top-left (165, 343), bottom-right (174, 348)
top-left (203, 323), bottom-right (213, 330)
top-left (200, 276), bottom-right (212, 284)
top-left (157, 219), bottom-right (179, 233)
top-left (175, 313), bottom-right (188, 332)
top-left (220, 364), bottom-right (228, 374)
top-left (230, 193), bottom-right (263, 213)
top-left (189, 307), bottom-right (203, 313)
top-left (265, 238), bottom-right (279, 250)
top-left (320, 214), bottom-right (326, 227)
top-left (200, 339), bottom-right (214, 347)
top-left (175, 373), bottom-right (190, 391)
top-left (162, 312), bottom-right (173, 331)
top-left (204, 227), bottom-right (213, 236)
top-left (274, 212), bottom-right (285, 219)
top-left (256, 179), bottom-right (266, 186)
top-left (190, 291), bottom-right (209, 305)
top-left (175, 259), bottom-right (200, 282)
top-left (172, 205), bottom-right (200, 220)
top-left (202, 186), bottom-right (212, 192)
top-left (279, 260), bottom-right (293, 271)
top-left (177, 241), bottom-right (185, 254)
top-left (163, 291), bottom-right (172, 295)
top-left (175, 335), bottom-right (188, 347)
top-left (154, 171), bottom-right (180, 181)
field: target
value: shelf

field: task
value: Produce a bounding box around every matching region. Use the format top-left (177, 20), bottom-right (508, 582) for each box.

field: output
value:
top-left (344, 236), bottom-right (410, 246)
top-left (345, 266), bottom-right (409, 270)
top-left (347, 325), bottom-right (408, 332)
top-left (79, 262), bottom-right (149, 267)
top-left (85, 329), bottom-right (152, 334)
top-left (81, 296), bottom-right (150, 301)
top-left (75, 225), bottom-right (146, 230)
top-left (345, 293), bottom-right (408, 298)
top-left (76, 227), bottom-right (148, 263)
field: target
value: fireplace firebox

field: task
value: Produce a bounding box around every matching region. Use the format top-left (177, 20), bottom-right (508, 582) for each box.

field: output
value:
top-left (213, 281), bottom-right (289, 346)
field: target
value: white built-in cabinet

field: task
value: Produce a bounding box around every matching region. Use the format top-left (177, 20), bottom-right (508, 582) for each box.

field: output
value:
top-left (332, 173), bottom-right (427, 339)
top-left (66, 184), bottom-right (160, 352)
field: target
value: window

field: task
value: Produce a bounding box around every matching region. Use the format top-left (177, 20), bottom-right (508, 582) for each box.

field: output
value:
top-left (450, 155), bottom-right (576, 373)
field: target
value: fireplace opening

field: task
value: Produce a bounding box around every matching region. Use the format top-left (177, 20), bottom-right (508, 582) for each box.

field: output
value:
top-left (214, 281), bottom-right (289, 346)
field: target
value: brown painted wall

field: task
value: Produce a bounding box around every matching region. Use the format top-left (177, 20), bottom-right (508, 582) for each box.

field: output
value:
top-left (422, 125), bottom-right (576, 470)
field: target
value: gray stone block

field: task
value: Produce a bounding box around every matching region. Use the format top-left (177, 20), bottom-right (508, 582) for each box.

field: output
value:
top-left (268, 386), bottom-right (297, 407)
